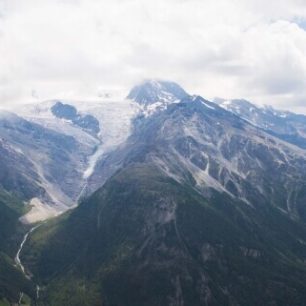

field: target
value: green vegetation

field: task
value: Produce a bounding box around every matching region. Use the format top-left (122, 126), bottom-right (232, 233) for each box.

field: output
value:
top-left (0, 187), bottom-right (30, 215)
top-left (23, 163), bottom-right (306, 305)
top-left (0, 253), bottom-right (35, 304)
top-left (0, 186), bottom-right (35, 304)
top-left (0, 299), bottom-right (10, 306)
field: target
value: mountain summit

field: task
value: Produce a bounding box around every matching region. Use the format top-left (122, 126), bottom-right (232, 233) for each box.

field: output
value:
top-left (127, 80), bottom-right (189, 105)
top-left (19, 81), bottom-right (306, 306)
top-left (3, 80), bottom-right (306, 305)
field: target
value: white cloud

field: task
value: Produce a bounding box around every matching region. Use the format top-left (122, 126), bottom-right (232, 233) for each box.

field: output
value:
top-left (1, 0), bottom-right (306, 112)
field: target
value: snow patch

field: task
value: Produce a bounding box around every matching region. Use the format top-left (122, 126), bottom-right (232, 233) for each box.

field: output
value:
top-left (201, 101), bottom-right (215, 110)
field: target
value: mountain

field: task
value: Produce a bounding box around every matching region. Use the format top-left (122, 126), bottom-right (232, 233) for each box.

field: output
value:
top-left (0, 111), bottom-right (95, 223)
top-left (127, 80), bottom-right (188, 105)
top-left (22, 163), bottom-right (306, 306)
top-left (215, 98), bottom-right (306, 149)
top-left (1, 81), bottom-right (187, 215)
top-left (20, 82), bottom-right (306, 305)
top-left (0, 95), bottom-right (139, 223)
top-left (89, 95), bottom-right (306, 220)
top-left (127, 80), bottom-right (189, 116)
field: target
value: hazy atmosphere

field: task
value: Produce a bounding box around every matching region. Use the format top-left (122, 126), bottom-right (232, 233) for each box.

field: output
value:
top-left (1, 0), bottom-right (306, 112)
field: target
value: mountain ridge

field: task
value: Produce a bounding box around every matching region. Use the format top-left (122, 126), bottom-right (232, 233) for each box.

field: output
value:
top-left (17, 80), bottom-right (306, 305)
top-left (215, 97), bottom-right (306, 149)
top-left (2, 80), bottom-right (306, 305)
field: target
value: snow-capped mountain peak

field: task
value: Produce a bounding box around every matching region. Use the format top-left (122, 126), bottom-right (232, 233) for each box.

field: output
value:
top-left (126, 79), bottom-right (189, 116)
top-left (127, 80), bottom-right (189, 105)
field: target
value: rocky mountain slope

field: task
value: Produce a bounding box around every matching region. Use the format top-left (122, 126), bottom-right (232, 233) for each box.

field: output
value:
top-left (0, 111), bottom-right (93, 223)
top-left (0, 95), bottom-right (139, 223)
top-left (215, 98), bottom-right (306, 149)
top-left (18, 81), bottom-right (306, 305)
top-left (0, 91), bottom-right (144, 303)
top-left (90, 93), bottom-right (306, 221)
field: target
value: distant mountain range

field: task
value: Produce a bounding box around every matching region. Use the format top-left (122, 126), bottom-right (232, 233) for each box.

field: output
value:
top-left (214, 97), bottom-right (306, 149)
top-left (2, 80), bottom-right (306, 305)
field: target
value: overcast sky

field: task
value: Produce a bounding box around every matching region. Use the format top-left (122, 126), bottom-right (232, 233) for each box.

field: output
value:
top-left (1, 0), bottom-right (306, 112)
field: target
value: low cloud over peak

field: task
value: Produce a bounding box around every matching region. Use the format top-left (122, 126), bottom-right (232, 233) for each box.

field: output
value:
top-left (1, 0), bottom-right (306, 112)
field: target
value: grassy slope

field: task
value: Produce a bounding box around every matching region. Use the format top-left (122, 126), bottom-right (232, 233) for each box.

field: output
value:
top-left (0, 187), bottom-right (35, 304)
top-left (22, 163), bottom-right (306, 306)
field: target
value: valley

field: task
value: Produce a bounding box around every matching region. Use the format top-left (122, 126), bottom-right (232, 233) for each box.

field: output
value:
top-left (15, 224), bottom-right (42, 305)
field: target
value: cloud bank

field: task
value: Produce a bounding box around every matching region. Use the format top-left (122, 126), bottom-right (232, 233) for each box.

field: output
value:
top-left (1, 0), bottom-right (306, 112)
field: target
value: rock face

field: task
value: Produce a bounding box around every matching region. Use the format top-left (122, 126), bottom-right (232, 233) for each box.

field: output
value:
top-left (51, 101), bottom-right (100, 135)
top-left (21, 82), bottom-right (306, 305)
top-left (0, 137), bottom-right (43, 201)
top-left (51, 102), bottom-right (77, 120)
top-left (0, 112), bottom-right (93, 220)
